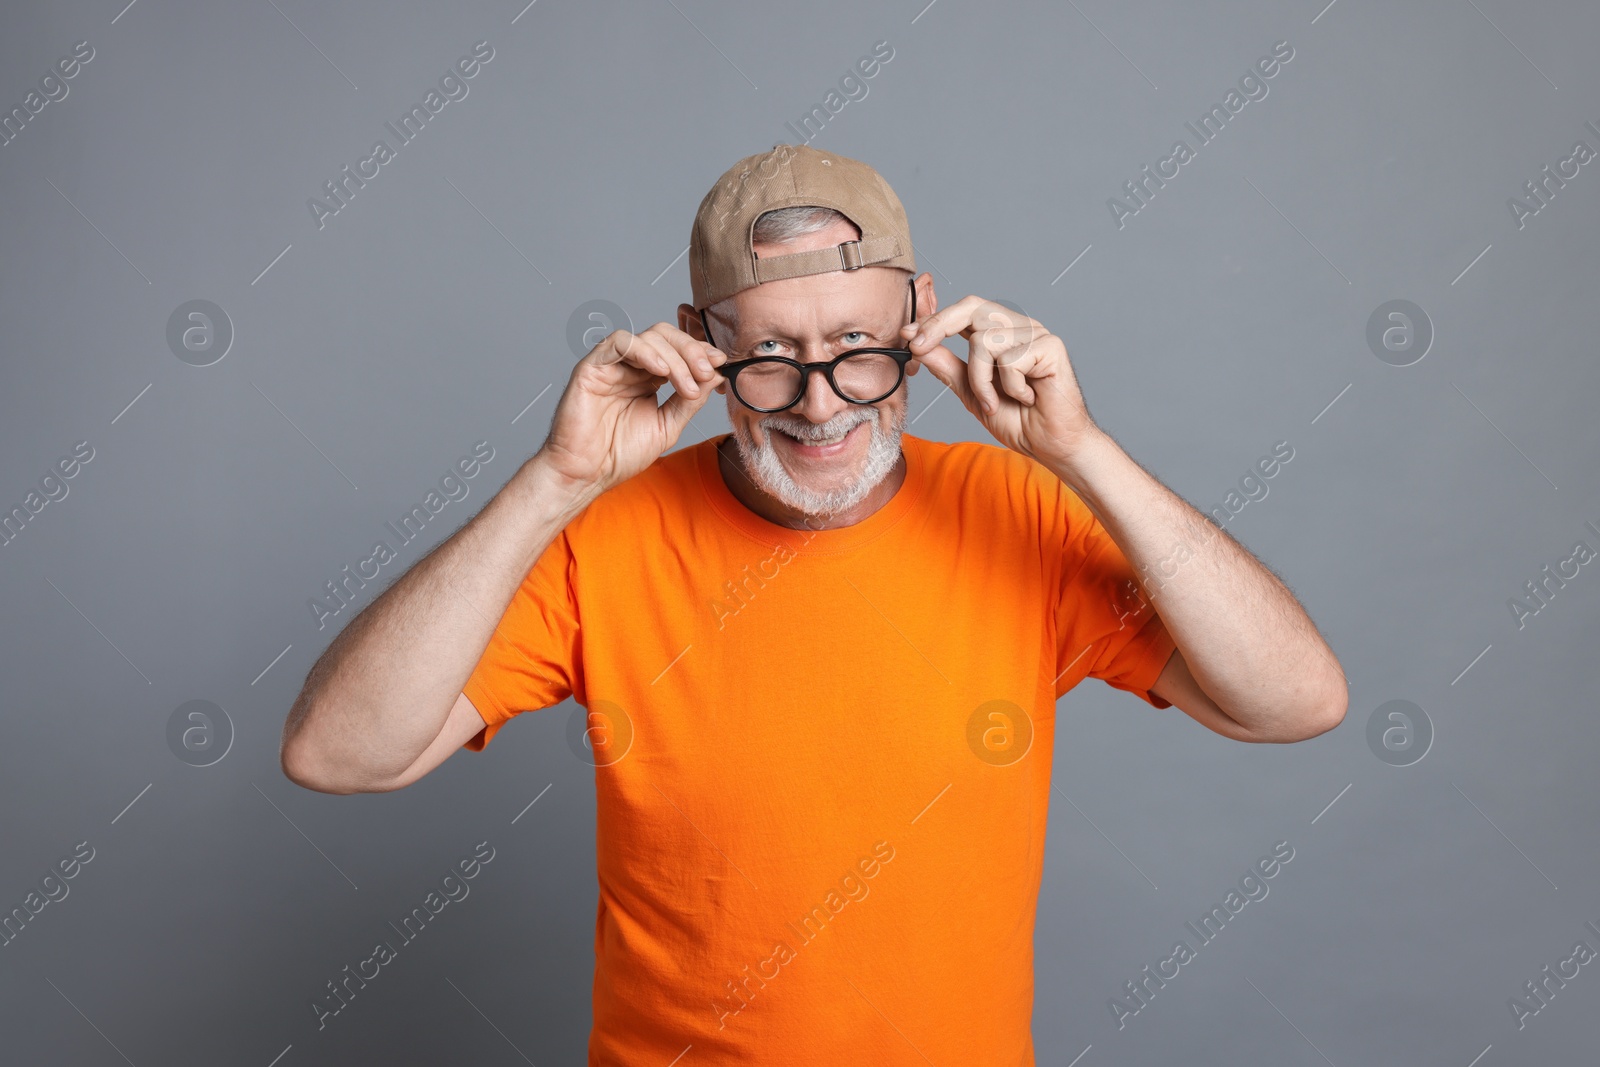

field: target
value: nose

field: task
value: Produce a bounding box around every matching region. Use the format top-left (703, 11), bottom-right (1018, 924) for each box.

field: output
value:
top-left (791, 360), bottom-right (850, 424)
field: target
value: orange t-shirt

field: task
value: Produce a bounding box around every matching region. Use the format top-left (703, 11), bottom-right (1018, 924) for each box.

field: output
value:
top-left (462, 431), bottom-right (1176, 1065)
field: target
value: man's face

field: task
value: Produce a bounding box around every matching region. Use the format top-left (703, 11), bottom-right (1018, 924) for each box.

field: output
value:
top-left (684, 218), bottom-right (930, 517)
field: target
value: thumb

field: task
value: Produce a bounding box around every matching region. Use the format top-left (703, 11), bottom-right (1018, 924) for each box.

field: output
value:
top-left (913, 344), bottom-right (976, 411)
top-left (658, 380), bottom-right (716, 445)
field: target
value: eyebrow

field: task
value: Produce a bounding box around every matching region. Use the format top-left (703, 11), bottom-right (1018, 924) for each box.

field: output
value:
top-left (731, 313), bottom-right (899, 350)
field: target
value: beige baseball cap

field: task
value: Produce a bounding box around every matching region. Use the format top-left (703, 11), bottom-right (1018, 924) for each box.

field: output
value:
top-left (688, 143), bottom-right (916, 311)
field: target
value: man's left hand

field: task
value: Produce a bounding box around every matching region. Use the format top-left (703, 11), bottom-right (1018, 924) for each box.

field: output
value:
top-left (901, 296), bottom-right (1099, 466)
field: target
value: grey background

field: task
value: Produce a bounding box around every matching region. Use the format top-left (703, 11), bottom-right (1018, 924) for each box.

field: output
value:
top-left (1, 0), bottom-right (1596, 1063)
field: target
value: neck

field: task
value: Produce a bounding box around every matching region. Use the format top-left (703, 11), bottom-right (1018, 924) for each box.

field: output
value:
top-left (716, 435), bottom-right (906, 530)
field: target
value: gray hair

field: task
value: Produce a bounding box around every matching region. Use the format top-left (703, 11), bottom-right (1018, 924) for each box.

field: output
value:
top-left (704, 206), bottom-right (867, 339)
top-left (751, 205), bottom-right (859, 245)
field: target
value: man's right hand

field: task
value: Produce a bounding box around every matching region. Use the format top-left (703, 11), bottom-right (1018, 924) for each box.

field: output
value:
top-left (537, 323), bottom-right (727, 496)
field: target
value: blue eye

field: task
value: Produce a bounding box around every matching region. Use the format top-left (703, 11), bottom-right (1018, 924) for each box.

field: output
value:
top-left (842, 331), bottom-right (867, 346)
top-left (754, 340), bottom-right (781, 355)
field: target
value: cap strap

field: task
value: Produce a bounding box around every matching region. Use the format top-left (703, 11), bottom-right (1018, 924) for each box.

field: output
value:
top-left (752, 235), bottom-right (902, 284)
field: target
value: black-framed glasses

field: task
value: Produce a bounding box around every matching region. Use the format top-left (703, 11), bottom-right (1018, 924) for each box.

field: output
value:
top-left (698, 276), bottom-right (917, 413)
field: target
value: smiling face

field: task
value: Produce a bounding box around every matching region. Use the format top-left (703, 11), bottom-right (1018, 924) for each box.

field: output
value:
top-left (680, 217), bottom-right (936, 527)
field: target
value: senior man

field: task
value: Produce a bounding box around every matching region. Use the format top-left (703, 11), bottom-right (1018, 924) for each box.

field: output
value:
top-left (280, 143), bottom-right (1346, 1065)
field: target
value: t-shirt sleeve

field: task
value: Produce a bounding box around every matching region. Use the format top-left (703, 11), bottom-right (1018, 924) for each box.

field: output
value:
top-left (1049, 479), bottom-right (1176, 708)
top-left (461, 527), bottom-right (584, 751)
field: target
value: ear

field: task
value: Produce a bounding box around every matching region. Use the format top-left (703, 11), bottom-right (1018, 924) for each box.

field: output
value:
top-left (903, 272), bottom-right (937, 373)
top-left (913, 271), bottom-right (936, 320)
top-left (677, 303), bottom-right (702, 340)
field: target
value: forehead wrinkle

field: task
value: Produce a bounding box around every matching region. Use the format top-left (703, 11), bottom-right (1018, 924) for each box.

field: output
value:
top-left (712, 261), bottom-right (908, 347)
top-left (727, 298), bottom-right (902, 349)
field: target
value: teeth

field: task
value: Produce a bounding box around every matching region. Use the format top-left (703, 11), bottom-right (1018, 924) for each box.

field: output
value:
top-left (790, 430), bottom-right (848, 446)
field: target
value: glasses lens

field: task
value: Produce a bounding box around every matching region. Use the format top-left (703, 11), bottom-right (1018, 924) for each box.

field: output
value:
top-left (833, 352), bottom-right (902, 401)
top-left (735, 361), bottom-right (803, 410)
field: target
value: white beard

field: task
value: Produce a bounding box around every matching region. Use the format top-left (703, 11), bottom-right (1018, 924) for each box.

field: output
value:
top-left (731, 403), bottom-right (907, 518)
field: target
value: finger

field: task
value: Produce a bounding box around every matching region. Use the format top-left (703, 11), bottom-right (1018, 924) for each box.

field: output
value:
top-left (996, 358), bottom-right (1035, 406)
top-left (583, 331), bottom-right (669, 399)
top-left (904, 294), bottom-right (992, 358)
top-left (967, 344), bottom-right (1002, 415)
top-left (635, 328), bottom-right (703, 398)
top-left (593, 327), bottom-right (702, 396)
top-left (658, 370), bottom-right (717, 442)
top-left (984, 326), bottom-right (1040, 404)
top-left (952, 299), bottom-right (1048, 368)
top-left (911, 343), bottom-right (977, 411)
top-left (601, 330), bottom-right (668, 386)
top-left (653, 323), bottom-right (725, 385)
top-left (977, 307), bottom-right (1045, 359)
top-left (588, 329), bottom-right (644, 368)
top-left (604, 332), bottom-right (688, 403)
top-left (653, 323), bottom-right (730, 391)
top-left (971, 305), bottom-right (1047, 407)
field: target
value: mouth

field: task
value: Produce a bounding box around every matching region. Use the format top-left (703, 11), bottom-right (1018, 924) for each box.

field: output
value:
top-left (771, 420), bottom-right (866, 460)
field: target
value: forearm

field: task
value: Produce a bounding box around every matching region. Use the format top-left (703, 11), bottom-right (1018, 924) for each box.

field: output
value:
top-left (281, 453), bottom-right (595, 792)
top-left (1043, 431), bottom-right (1345, 734)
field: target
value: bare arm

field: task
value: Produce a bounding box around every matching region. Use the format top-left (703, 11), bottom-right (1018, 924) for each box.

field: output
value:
top-left (280, 456), bottom-right (595, 794)
top-left (901, 295), bottom-right (1346, 745)
top-left (1046, 433), bottom-right (1346, 744)
top-left (279, 322), bottom-right (727, 794)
